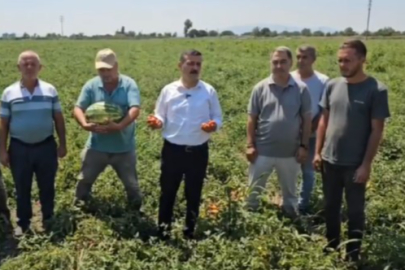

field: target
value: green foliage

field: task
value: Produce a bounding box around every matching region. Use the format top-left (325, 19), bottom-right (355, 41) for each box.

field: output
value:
top-left (0, 38), bottom-right (404, 269)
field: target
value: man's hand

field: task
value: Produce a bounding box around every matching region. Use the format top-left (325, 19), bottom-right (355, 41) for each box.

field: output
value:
top-left (296, 146), bottom-right (308, 164)
top-left (82, 122), bottom-right (118, 134)
top-left (57, 144), bottom-right (67, 158)
top-left (201, 120), bottom-right (216, 133)
top-left (313, 153), bottom-right (323, 172)
top-left (354, 163), bottom-right (371, 184)
top-left (102, 121), bottom-right (122, 133)
top-left (82, 122), bottom-right (98, 132)
top-left (0, 150), bottom-right (9, 168)
top-left (147, 115), bottom-right (163, 129)
top-left (246, 145), bottom-right (257, 163)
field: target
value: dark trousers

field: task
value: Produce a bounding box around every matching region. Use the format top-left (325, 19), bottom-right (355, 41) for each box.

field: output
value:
top-left (321, 160), bottom-right (366, 260)
top-left (9, 136), bottom-right (58, 229)
top-left (158, 140), bottom-right (209, 235)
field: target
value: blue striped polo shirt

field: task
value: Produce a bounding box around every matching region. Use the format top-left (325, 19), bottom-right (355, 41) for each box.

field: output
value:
top-left (0, 80), bottom-right (62, 144)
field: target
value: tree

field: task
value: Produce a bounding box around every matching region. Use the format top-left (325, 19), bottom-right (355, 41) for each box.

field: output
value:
top-left (184, 19), bottom-right (192, 37)
top-left (301, 28), bottom-right (312, 36)
top-left (188, 29), bottom-right (199, 38)
top-left (208, 30), bottom-right (219, 37)
top-left (198, 30), bottom-right (208, 37)
top-left (343, 27), bottom-right (357, 36)
top-left (220, 30), bottom-right (235, 36)
top-left (313, 30), bottom-right (325, 36)
top-left (252, 27), bottom-right (261, 37)
top-left (260, 27), bottom-right (271, 37)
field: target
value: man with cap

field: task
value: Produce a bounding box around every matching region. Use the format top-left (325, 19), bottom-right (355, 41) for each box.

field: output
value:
top-left (73, 48), bottom-right (143, 210)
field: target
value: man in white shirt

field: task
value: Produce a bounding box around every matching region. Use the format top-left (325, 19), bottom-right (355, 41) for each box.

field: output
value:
top-left (290, 45), bottom-right (329, 214)
top-left (148, 49), bottom-right (223, 240)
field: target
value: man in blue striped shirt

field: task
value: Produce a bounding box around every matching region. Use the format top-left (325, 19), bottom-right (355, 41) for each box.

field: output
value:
top-left (0, 51), bottom-right (67, 236)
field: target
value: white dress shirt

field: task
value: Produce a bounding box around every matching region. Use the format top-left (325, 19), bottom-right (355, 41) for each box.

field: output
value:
top-left (154, 80), bottom-right (223, 146)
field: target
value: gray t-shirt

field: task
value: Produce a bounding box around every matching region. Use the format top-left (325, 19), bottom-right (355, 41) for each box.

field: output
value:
top-left (319, 76), bottom-right (390, 166)
top-left (248, 76), bottom-right (312, 158)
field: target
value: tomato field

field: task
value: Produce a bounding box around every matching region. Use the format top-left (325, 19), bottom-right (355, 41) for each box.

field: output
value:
top-left (0, 38), bottom-right (405, 269)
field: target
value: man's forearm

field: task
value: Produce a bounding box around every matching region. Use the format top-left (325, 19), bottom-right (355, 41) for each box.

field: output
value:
top-left (54, 113), bottom-right (66, 146)
top-left (362, 129), bottom-right (384, 166)
top-left (73, 106), bottom-right (88, 127)
top-left (315, 110), bottom-right (329, 155)
top-left (247, 116), bottom-right (257, 146)
top-left (0, 120), bottom-right (9, 152)
top-left (118, 107), bottom-right (140, 130)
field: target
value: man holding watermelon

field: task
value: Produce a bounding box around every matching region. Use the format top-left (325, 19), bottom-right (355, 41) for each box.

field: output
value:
top-left (73, 48), bottom-right (143, 211)
top-left (147, 49), bottom-right (223, 240)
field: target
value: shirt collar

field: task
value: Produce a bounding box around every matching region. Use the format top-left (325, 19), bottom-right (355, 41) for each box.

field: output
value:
top-left (97, 74), bottom-right (123, 89)
top-left (19, 79), bottom-right (40, 90)
top-left (174, 79), bottom-right (202, 90)
top-left (268, 74), bottom-right (295, 87)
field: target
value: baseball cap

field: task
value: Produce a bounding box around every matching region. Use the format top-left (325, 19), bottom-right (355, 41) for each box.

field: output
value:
top-left (95, 48), bottom-right (117, 69)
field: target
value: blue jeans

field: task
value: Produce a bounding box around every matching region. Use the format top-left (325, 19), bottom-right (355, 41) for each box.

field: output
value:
top-left (299, 137), bottom-right (316, 211)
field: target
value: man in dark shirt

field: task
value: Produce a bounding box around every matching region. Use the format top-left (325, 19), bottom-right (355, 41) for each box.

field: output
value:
top-left (314, 39), bottom-right (390, 262)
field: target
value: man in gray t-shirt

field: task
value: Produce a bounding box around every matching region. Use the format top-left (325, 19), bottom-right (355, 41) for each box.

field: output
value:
top-left (314, 39), bottom-right (390, 262)
top-left (246, 46), bottom-right (312, 218)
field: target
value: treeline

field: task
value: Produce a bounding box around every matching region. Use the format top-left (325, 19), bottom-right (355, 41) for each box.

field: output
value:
top-left (1, 19), bottom-right (403, 40)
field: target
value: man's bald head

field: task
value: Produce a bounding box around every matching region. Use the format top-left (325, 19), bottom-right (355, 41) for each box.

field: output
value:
top-left (18, 50), bottom-right (41, 65)
top-left (17, 50), bottom-right (42, 81)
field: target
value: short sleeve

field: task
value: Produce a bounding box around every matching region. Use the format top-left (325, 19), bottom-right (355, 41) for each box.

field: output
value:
top-left (319, 82), bottom-right (331, 110)
top-left (0, 90), bottom-right (10, 119)
top-left (51, 88), bottom-right (62, 112)
top-left (247, 86), bottom-right (261, 115)
top-left (75, 83), bottom-right (92, 110)
top-left (371, 86), bottom-right (390, 119)
top-left (154, 87), bottom-right (167, 124)
top-left (127, 79), bottom-right (141, 108)
top-left (300, 86), bottom-right (312, 116)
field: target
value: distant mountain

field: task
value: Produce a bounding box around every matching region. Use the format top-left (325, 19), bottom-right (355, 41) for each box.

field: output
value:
top-left (224, 24), bottom-right (339, 35)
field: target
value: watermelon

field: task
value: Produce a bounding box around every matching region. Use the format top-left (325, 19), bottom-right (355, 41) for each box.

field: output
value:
top-left (85, 102), bottom-right (124, 125)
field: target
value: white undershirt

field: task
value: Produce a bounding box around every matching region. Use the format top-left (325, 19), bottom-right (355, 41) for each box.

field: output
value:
top-left (154, 80), bottom-right (223, 146)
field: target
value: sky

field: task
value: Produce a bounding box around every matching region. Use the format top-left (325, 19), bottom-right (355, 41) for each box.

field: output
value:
top-left (0, 0), bottom-right (403, 36)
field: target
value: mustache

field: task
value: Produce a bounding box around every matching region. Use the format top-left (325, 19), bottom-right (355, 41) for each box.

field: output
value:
top-left (190, 70), bottom-right (198, 74)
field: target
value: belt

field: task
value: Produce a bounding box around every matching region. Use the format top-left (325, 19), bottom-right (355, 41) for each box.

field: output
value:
top-left (164, 139), bottom-right (208, 153)
top-left (10, 136), bottom-right (54, 147)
